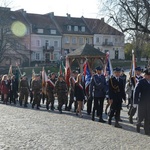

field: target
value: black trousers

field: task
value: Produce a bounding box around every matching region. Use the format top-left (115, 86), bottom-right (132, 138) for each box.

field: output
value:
top-left (87, 97), bottom-right (93, 115)
top-left (109, 101), bottom-right (122, 122)
top-left (92, 97), bottom-right (105, 120)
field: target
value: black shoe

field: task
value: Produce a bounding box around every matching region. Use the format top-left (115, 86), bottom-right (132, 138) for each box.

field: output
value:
top-left (32, 104), bottom-right (34, 109)
top-left (36, 107), bottom-right (40, 110)
top-left (118, 118), bottom-right (123, 122)
top-left (99, 119), bottom-right (106, 123)
top-left (136, 124), bottom-right (140, 133)
top-left (24, 105), bottom-right (27, 108)
top-left (115, 123), bottom-right (122, 128)
top-left (92, 116), bottom-right (95, 121)
top-left (108, 119), bottom-right (111, 125)
top-left (129, 116), bottom-right (133, 124)
top-left (46, 104), bottom-right (49, 110)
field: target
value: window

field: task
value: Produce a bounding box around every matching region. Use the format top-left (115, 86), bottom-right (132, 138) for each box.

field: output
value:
top-left (54, 41), bottom-right (58, 48)
top-left (36, 40), bottom-right (41, 47)
top-left (64, 37), bottom-right (70, 43)
top-left (51, 29), bottom-right (56, 34)
top-left (86, 38), bottom-right (89, 44)
top-left (79, 37), bottom-right (84, 44)
top-left (81, 26), bottom-right (85, 32)
top-left (96, 37), bottom-right (99, 43)
top-left (35, 53), bottom-right (40, 60)
top-left (72, 37), bottom-right (76, 44)
top-left (37, 29), bottom-right (43, 33)
top-left (67, 25), bottom-right (71, 31)
top-left (74, 26), bottom-right (78, 31)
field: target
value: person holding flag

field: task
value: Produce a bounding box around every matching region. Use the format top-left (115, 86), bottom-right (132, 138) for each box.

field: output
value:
top-left (46, 72), bottom-right (56, 111)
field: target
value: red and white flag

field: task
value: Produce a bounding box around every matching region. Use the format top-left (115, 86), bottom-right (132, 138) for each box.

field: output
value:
top-left (65, 56), bottom-right (71, 87)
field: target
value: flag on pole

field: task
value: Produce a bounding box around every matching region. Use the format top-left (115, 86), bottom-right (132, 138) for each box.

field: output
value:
top-left (42, 67), bottom-right (48, 94)
top-left (8, 65), bottom-right (13, 77)
top-left (65, 56), bottom-right (71, 87)
top-left (131, 50), bottom-right (136, 77)
top-left (83, 60), bottom-right (91, 96)
top-left (32, 69), bottom-right (35, 80)
top-left (104, 52), bottom-right (113, 77)
top-left (59, 61), bottom-right (65, 76)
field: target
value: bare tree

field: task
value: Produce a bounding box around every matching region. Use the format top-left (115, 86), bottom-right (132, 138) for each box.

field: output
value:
top-left (100, 0), bottom-right (150, 61)
top-left (0, 6), bottom-right (29, 66)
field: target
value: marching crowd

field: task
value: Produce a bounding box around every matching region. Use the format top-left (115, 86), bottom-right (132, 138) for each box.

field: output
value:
top-left (0, 66), bottom-right (150, 136)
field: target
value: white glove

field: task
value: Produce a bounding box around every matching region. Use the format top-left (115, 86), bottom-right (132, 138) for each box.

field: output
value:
top-left (84, 96), bottom-right (87, 100)
top-left (74, 97), bottom-right (76, 101)
top-left (133, 104), bottom-right (137, 108)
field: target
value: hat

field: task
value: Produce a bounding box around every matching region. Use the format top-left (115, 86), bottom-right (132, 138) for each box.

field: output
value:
top-left (59, 74), bottom-right (64, 78)
top-left (96, 66), bottom-right (102, 71)
top-left (35, 74), bottom-right (40, 77)
top-left (21, 72), bottom-right (26, 77)
top-left (144, 68), bottom-right (150, 75)
top-left (113, 67), bottom-right (121, 72)
top-left (51, 72), bottom-right (55, 76)
top-left (135, 67), bottom-right (142, 71)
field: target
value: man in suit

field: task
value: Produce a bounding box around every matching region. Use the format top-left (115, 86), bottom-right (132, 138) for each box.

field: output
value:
top-left (90, 66), bottom-right (107, 123)
top-left (108, 67), bottom-right (126, 128)
top-left (133, 68), bottom-right (150, 135)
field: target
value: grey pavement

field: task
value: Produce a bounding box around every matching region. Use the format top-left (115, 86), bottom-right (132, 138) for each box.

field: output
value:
top-left (0, 99), bottom-right (150, 150)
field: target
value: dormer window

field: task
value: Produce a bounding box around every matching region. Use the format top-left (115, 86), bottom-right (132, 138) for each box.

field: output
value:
top-left (67, 25), bottom-right (71, 31)
top-left (37, 29), bottom-right (43, 33)
top-left (81, 26), bottom-right (85, 32)
top-left (51, 29), bottom-right (56, 34)
top-left (74, 26), bottom-right (78, 31)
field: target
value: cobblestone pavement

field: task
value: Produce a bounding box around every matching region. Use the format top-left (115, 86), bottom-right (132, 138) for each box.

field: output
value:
top-left (0, 100), bottom-right (150, 150)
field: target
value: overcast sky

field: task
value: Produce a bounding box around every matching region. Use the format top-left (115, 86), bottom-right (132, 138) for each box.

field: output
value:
top-left (6, 0), bottom-right (101, 18)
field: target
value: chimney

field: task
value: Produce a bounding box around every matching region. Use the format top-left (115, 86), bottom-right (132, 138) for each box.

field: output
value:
top-left (101, 18), bottom-right (104, 22)
top-left (66, 13), bottom-right (71, 19)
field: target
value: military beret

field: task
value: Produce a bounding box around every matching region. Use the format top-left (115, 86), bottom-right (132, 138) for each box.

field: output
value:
top-left (113, 67), bottom-right (121, 72)
top-left (135, 67), bottom-right (142, 71)
top-left (144, 68), bottom-right (150, 75)
top-left (96, 66), bottom-right (102, 70)
top-left (59, 74), bottom-right (64, 78)
top-left (51, 72), bottom-right (55, 76)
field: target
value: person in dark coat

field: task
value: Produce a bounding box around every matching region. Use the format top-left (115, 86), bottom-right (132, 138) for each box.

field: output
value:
top-left (90, 66), bottom-right (107, 123)
top-left (128, 67), bottom-right (143, 124)
top-left (120, 69), bottom-right (127, 90)
top-left (133, 68), bottom-right (150, 135)
top-left (9, 75), bottom-right (18, 104)
top-left (74, 74), bottom-right (85, 117)
top-left (108, 67), bottom-right (126, 128)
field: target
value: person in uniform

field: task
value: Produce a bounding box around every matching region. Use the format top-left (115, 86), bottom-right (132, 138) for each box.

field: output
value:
top-left (68, 70), bottom-right (78, 111)
top-left (54, 75), bottom-right (68, 113)
top-left (31, 74), bottom-right (42, 109)
top-left (9, 75), bottom-right (18, 105)
top-left (90, 66), bottom-right (107, 123)
top-left (120, 69), bottom-right (127, 90)
top-left (19, 74), bottom-right (30, 107)
top-left (108, 67), bottom-right (126, 128)
top-left (128, 67), bottom-right (143, 124)
top-left (46, 72), bottom-right (56, 111)
top-left (133, 68), bottom-right (150, 135)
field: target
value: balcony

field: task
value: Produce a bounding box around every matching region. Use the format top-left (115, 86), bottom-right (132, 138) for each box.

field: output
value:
top-left (102, 42), bottom-right (113, 46)
top-left (43, 46), bottom-right (54, 53)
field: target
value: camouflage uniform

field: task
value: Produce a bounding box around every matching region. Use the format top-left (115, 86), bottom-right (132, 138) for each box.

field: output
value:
top-left (54, 80), bottom-right (68, 113)
top-left (46, 78), bottom-right (56, 110)
top-left (31, 79), bottom-right (42, 109)
top-left (19, 78), bottom-right (29, 107)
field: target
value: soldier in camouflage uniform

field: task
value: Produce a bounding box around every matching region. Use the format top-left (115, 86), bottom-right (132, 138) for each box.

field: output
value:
top-left (46, 73), bottom-right (56, 111)
top-left (19, 74), bottom-right (30, 107)
top-left (54, 75), bottom-right (68, 113)
top-left (31, 74), bottom-right (42, 109)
